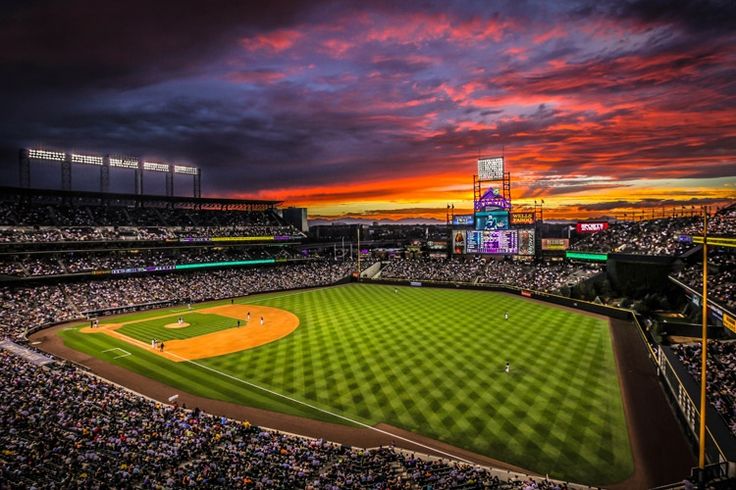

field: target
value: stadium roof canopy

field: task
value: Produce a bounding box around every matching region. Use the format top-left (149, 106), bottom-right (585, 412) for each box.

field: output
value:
top-left (0, 186), bottom-right (281, 209)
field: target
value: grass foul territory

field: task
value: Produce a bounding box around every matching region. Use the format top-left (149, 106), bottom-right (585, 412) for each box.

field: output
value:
top-left (59, 283), bottom-right (632, 485)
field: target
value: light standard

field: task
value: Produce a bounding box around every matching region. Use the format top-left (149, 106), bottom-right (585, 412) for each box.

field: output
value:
top-left (533, 200), bottom-right (544, 223)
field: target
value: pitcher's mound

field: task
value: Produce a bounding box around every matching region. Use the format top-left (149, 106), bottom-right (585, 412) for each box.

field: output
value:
top-left (164, 322), bottom-right (190, 329)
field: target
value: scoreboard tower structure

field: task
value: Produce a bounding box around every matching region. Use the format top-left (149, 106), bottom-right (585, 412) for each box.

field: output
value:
top-left (451, 155), bottom-right (536, 257)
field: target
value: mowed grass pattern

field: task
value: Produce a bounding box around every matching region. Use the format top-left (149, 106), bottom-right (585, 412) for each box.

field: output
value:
top-left (117, 312), bottom-right (239, 342)
top-left (60, 283), bottom-right (632, 485)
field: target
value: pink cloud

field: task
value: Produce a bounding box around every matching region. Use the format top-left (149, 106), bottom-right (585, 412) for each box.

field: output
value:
top-left (240, 29), bottom-right (302, 52)
top-left (320, 38), bottom-right (354, 58)
top-left (532, 26), bottom-right (568, 45)
top-left (226, 70), bottom-right (287, 84)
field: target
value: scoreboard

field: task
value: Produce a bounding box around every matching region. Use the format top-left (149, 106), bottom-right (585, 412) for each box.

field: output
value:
top-left (476, 210), bottom-right (509, 230)
top-left (466, 230), bottom-right (518, 254)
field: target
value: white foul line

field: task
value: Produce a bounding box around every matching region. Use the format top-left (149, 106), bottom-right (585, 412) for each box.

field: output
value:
top-left (102, 347), bottom-right (132, 359)
top-left (164, 349), bottom-right (474, 464)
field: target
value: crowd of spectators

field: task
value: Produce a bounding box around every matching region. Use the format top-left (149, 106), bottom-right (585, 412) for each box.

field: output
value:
top-left (380, 258), bottom-right (601, 294)
top-left (0, 286), bottom-right (77, 338)
top-left (0, 260), bottom-right (357, 338)
top-left (570, 217), bottom-right (701, 255)
top-left (0, 200), bottom-right (303, 243)
top-left (672, 342), bottom-right (736, 436)
top-left (0, 255), bottom-right (66, 276)
top-left (0, 224), bottom-right (300, 244)
top-left (680, 205), bottom-right (736, 237)
top-left (674, 253), bottom-right (736, 310)
top-left (0, 247), bottom-right (290, 277)
top-left (0, 201), bottom-right (287, 228)
top-left (1, 349), bottom-right (571, 489)
top-left (380, 258), bottom-right (484, 283)
top-left (62, 260), bottom-right (357, 314)
top-left (478, 261), bottom-right (602, 293)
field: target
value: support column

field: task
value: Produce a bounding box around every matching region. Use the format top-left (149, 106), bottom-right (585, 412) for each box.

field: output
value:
top-left (61, 153), bottom-right (72, 191)
top-left (100, 155), bottom-right (110, 193)
top-left (193, 169), bottom-right (202, 198)
top-left (19, 149), bottom-right (30, 188)
top-left (165, 165), bottom-right (174, 197)
top-left (135, 160), bottom-right (144, 195)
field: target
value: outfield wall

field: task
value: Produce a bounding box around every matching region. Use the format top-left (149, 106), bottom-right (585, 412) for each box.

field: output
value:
top-left (362, 277), bottom-right (631, 319)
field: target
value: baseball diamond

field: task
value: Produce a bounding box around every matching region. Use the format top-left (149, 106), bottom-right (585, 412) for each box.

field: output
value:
top-left (59, 283), bottom-right (633, 485)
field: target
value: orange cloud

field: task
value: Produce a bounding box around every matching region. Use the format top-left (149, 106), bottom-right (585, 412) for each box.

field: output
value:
top-left (241, 29), bottom-right (302, 52)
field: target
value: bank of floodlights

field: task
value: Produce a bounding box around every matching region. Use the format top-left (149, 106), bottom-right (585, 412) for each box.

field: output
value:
top-left (20, 148), bottom-right (202, 197)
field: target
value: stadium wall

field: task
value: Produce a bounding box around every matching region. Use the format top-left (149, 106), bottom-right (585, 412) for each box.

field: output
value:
top-left (362, 277), bottom-right (632, 319)
top-left (606, 254), bottom-right (677, 296)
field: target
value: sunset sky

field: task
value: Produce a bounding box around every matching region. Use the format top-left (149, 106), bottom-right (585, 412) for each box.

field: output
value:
top-left (0, 0), bottom-right (734, 221)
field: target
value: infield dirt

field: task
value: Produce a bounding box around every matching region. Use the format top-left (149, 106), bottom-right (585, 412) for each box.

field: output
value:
top-left (80, 304), bottom-right (299, 361)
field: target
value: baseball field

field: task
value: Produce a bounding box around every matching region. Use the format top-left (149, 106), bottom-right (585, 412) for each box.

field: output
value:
top-left (58, 283), bottom-right (632, 485)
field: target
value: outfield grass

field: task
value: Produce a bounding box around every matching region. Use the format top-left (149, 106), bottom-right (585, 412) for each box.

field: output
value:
top-left (59, 283), bottom-right (632, 485)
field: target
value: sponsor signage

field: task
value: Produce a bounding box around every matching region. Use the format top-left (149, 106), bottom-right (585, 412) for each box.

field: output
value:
top-left (111, 265), bottom-right (176, 275)
top-left (724, 313), bottom-right (736, 334)
top-left (517, 229), bottom-right (536, 256)
top-left (175, 259), bottom-right (275, 270)
top-left (565, 251), bottom-right (608, 262)
top-left (692, 236), bottom-right (736, 248)
top-left (452, 229), bottom-right (466, 254)
top-left (576, 222), bottom-right (609, 233)
top-left (452, 214), bottom-right (474, 226)
top-left (541, 238), bottom-right (570, 251)
top-left (510, 212), bottom-right (535, 225)
top-left (521, 290), bottom-right (533, 298)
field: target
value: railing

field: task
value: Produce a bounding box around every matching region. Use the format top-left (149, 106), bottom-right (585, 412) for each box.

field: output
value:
top-left (656, 346), bottom-right (736, 476)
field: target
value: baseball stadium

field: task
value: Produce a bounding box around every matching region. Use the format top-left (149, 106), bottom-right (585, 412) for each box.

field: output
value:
top-left (2, 2), bottom-right (736, 488)
top-left (1, 148), bottom-right (734, 490)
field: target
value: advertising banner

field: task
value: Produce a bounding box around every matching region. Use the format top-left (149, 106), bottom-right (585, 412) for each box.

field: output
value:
top-left (541, 238), bottom-right (570, 251)
top-left (511, 212), bottom-right (535, 225)
top-left (576, 222), bottom-right (609, 233)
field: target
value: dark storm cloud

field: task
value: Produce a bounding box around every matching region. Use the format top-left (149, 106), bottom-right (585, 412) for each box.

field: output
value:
top-left (577, 197), bottom-right (727, 212)
top-left (0, 0), bottom-right (324, 92)
top-left (602, 0), bottom-right (736, 33)
top-left (0, 0), bottom-right (733, 211)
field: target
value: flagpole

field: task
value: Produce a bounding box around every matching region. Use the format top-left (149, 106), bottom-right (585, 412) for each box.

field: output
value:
top-left (698, 206), bottom-right (709, 469)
